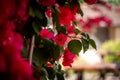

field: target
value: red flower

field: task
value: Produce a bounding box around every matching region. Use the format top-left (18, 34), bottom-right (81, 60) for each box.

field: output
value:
top-left (46, 8), bottom-right (52, 18)
top-left (46, 61), bottom-right (53, 68)
top-left (15, 0), bottom-right (29, 30)
top-left (0, 0), bottom-right (16, 19)
top-left (84, 0), bottom-right (98, 5)
top-left (67, 25), bottom-right (75, 34)
top-left (39, 0), bottom-right (56, 6)
top-left (39, 29), bottom-right (54, 39)
top-left (2, 43), bottom-right (23, 63)
top-left (58, 6), bottom-right (75, 26)
top-left (13, 32), bottom-right (23, 51)
top-left (0, 0), bottom-right (28, 29)
top-left (83, 23), bottom-right (92, 32)
top-left (54, 33), bottom-right (67, 46)
top-left (0, 54), bottom-right (6, 73)
top-left (0, 21), bottom-right (15, 48)
top-left (16, 0), bottom-right (29, 21)
top-left (10, 60), bottom-right (33, 80)
top-left (62, 48), bottom-right (76, 67)
top-left (70, 5), bottom-right (79, 15)
top-left (100, 16), bottom-right (112, 26)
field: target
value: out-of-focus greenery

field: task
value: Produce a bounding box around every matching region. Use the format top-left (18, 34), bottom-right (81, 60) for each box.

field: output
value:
top-left (101, 40), bottom-right (120, 53)
top-left (101, 40), bottom-right (120, 63)
top-left (104, 54), bottom-right (120, 63)
top-left (104, 0), bottom-right (120, 5)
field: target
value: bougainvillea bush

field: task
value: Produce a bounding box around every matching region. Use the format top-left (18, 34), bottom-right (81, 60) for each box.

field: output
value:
top-left (0, 0), bottom-right (97, 80)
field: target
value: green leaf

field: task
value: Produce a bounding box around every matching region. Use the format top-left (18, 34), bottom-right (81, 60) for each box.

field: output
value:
top-left (81, 32), bottom-right (90, 40)
top-left (53, 45), bottom-right (61, 61)
top-left (29, 7), bottom-right (35, 17)
top-left (55, 7), bottom-right (60, 13)
top-left (89, 39), bottom-right (96, 49)
top-left (82, 38), bottom-right (89, 52)
top-left (81, 32), bottom-right (86, 38)
top-left (40, 76), bottom-right (47, 80)
top-left (86, 34), bottom-right (90, 39)
top-left (35, 9), bottom-right (43, 19)
top-left (78, 5), bottom-right (84, 16)
top-left (74, 28), bottom-right (80, 35)
top-left (56, 72), bottom-right (65, 80)
top-left (56, 26), bottom-right (66, 34)
top-left (78, 0), bottom-right (84, 3)
top-left (21, 39), bottom-right (28, 58)
top-left (58, 64), bottom-right (62, 72)
top-left (32, 47), bottom-right (49, 67)
top-left (33, 36), bottom-right (55, 67)
top-left (41, 68), bottom-right (49, 77)
top-left (53, 7), bottom-right (60, 27)
top-left (44, 67), bottom-right (55, 79)
top-left (32, 21), bottom-right (41, 34)
top-left (68, 40), bottom-right (82, 55)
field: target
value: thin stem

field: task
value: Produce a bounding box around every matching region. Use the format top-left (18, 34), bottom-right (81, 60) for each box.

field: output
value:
top-left (29, 35), bottom-right (35, 65)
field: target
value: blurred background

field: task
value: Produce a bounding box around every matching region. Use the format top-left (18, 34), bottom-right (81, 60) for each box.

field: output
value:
top-left (64, 0), bottom-right (120, 80)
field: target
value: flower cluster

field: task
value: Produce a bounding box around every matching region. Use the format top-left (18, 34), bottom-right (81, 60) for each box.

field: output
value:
top-left (0, 0), bottom-right (34, 80)
top-left (0, 0), bottom-right (98, 80)
top-left (80, 16), bottom-right (112, 32)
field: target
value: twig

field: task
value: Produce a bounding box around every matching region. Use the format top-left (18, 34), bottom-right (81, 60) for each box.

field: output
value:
top-left (29, 35), bottom-right (35, 65)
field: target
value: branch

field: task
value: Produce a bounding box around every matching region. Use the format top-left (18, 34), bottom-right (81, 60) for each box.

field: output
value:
top-left (29, 35), bottom-right (35, 65)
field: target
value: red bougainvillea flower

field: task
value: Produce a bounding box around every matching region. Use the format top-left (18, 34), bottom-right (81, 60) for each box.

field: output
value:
top-left (15, 0), bottom-right (29, 30)
top-left (100, 16), bottom-right (112, 26)
top-left (70, 5), bottom-right (79, 15)
top-left (62, 48), bottom-right (76, 67)
top-left (84, 0), bottom-right (98, 5)
top-left (116, 6), bottom-right (120, 13)
top-left (0, 54), bottom-right (6, 73)
top-left (79, 19), bottom-right (86, 26)
top-left (67, 25), bottom-right (75, 34)
top-left (54, 33), bottom-right (67, 46)
top-left (10, 60), bottom-right (33, 80)
top-left (58, 6), bottom-right (75, 26)
top-left (0, 22), bottom-right (15, 48)
top-left (46, 8), bottom-right (52, 18)
top-left (1, 43), bottom-right (23, 63)
top-left (83, 23), bottom-right (92, 32)
top-left (0, 0), bottom-right (16, 19)
top-left (0, 22), bottom-right (23, 51)
top-left (39, 0), bottom-right (56, 6)
top-left (13, 32), bottom-right (23, 51)
top-left (46, 61), bottom-right (53, 68)
top-left (16, 0), bottom-right (29, 21)
top-left (39, 29), bottom-right (54, 39)
top-left (0, 0), bottom-right (28, 29)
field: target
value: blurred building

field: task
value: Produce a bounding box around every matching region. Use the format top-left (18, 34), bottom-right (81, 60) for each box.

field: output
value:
top-left (80, 4), bottom-right (120, 47)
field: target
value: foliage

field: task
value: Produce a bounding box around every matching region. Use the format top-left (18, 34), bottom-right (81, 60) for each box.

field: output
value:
top-left (101, 40), bottom-right (120, 53)
top-left (103, 0), bottom-right (120, 5)
top-left (101, 40), bottom-right (120, 63)
top-left (0, 0), bottom-right (97, 80)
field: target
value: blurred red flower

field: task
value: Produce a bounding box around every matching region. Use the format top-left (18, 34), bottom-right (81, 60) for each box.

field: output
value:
top-left (0, 0), bottom-right (16, 22)
top-left (10, 60), bottom-right (33, 80)
top-left (84, 0), bottom-right (98, 5)
top-left (67, 25), bottom-right (75, 34)
top-left (62, 48), bottom-right (76, 67)
top-left (54, 33), bottom-right (67, 46)
top-left (46, 8), bottom-right (52, 18)
top-left (58, 6), bottom-right (75, 26)
top-left (0, 54), bottom-right (7, 73)
top-left (39, 29), bottom-right (54, 39)
top-left (39, 0), bottom-right (56, 6)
